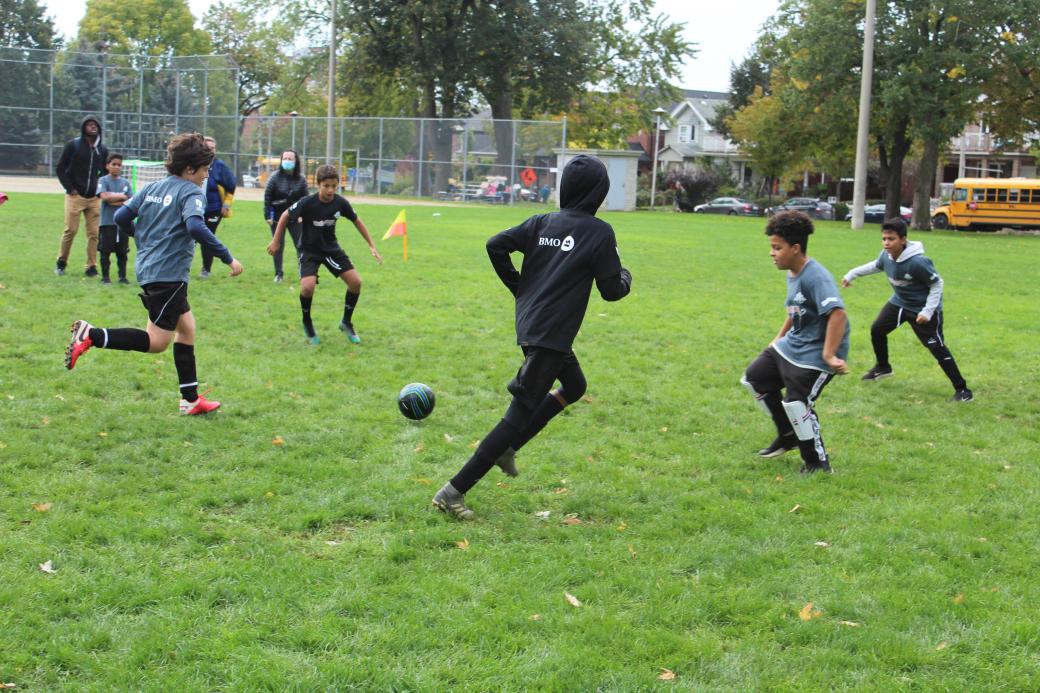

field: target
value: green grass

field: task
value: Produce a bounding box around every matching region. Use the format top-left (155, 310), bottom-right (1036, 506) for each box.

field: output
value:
top-left (2, 193), bottom-right (1039, 690)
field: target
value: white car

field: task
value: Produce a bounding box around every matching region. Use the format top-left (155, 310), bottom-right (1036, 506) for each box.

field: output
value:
top-left (241, 174), bottom-right (259, 188)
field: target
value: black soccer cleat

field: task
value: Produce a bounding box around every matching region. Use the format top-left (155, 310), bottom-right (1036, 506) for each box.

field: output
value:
top-left (950, 388), bottom-right (974, 403)
top-left (861, 365), bottom-right (894, 381)
top-left (758, 434), bottom-right (798, 458)
top-left (800, 461), bottom-right (833, 474)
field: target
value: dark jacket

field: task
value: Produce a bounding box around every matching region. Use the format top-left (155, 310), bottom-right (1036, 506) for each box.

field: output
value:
top-left (55, 116), bottom-right (109, 198)
top-left (263, 170), bottom-right (309, 221)
top-left (486, 154), bottom-right (632, 353)
top-left (205, 158), bottom-right (237, 213)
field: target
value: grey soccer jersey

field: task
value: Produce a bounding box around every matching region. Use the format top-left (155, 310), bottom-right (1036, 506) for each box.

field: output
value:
top-left (98, 174), bottom-right (133, 226)
top-left (773, 258), bottom-right (850, 373)
top-left (124, 176), bottom-right (206, 285)
top-left (843, 241), bottom-right (942, 315)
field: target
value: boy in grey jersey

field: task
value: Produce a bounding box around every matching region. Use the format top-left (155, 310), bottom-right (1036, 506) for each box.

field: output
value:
top-left (841, 217), bottom-right (971, 402)
top-left (742, 211), bottom-right (849, 474)
top-left (64, 133), bottom-right (244, 415)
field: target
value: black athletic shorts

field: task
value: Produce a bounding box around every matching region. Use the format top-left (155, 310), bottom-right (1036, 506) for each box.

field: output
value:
top-left (299, 250), bottom-right (354, 278)
top-left (139, 282), bottom-right (190, 331)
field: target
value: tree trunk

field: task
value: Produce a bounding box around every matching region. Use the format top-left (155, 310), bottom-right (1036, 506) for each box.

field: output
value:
top-left (884, 126), bottom-right (911, 219)
top-left (488, 88), bottom-right (514, 179)
top-left (912, 138), bottom-right (940, 230)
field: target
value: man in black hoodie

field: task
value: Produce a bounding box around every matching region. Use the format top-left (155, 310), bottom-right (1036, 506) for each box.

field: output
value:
top-left (55, 116), bottom-right (109, 276)
top-left (433, 155), bottom-right (633, 519)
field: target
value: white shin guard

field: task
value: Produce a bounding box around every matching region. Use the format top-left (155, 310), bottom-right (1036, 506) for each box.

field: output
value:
top-left (740, 377), bottom-right (772, 415)
top-left (781, 399), bottom-right (815, 441)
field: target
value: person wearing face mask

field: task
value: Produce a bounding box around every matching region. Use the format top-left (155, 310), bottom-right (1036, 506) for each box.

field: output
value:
top-left (263, 150), bottom-right (309, 282)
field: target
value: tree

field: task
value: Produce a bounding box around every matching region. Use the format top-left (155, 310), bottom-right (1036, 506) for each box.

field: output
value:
top-left (0, 0), bottom-right (58, 169)
top-left (78, 0), bottom-right (211, 57)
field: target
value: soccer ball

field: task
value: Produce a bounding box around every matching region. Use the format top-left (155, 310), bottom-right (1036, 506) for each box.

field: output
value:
top-left (398, 383), bottom-right (436, 420)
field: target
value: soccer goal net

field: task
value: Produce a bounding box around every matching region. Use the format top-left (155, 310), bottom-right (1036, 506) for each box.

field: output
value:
top-left (122, 160), bottom-right (166, 191)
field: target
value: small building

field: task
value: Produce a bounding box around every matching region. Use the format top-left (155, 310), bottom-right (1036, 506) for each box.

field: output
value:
top-left (555, 148), bottom-right (641, 211)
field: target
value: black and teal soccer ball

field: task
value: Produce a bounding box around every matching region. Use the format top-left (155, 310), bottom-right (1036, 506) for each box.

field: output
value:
top-left (398, 383), bottom-right (436, 420)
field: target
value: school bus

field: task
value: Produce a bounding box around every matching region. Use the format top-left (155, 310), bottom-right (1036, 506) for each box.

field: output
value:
top-left (932, 177), bottom-right (1040, 230)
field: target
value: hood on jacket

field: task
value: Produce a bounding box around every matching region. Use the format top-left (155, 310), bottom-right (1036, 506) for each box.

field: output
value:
top-left (559, 155), bottom-right (609, 215)
top-left (80, 115), bottom-right (102, 146)
top-left (892, 240), bottom-right (924, 262)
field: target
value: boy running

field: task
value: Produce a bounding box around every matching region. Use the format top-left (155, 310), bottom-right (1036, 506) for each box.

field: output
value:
top-left (432, 155), bottom-right (632, 519)
top-left (741, 211), bottom-right (849, 474)
top-left (841, 217), bottom-right (972, 402)
top-left (97, 153), bottom-right (134, 284)
top-left (267, 165), bottom-right (382, 345)
top-left (64, 133), bottom-right (244, 415)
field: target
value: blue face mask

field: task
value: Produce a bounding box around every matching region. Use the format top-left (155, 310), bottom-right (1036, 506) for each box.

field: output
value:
top-left (281, 160), bottom-right (296, 172)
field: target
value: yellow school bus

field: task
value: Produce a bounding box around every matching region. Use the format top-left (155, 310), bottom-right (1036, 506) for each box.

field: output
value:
top-left (932, 177), bottom-right (1040, 230)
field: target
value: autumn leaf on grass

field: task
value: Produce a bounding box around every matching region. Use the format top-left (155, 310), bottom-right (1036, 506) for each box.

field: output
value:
top-left (789, 504), bottom-right (802, 513)
top-left (627, 544), bottom-right (637, 558)
top-left (658, 668), bottom-right (677, 681)
top-left (535, 511), bottom-right (551, 519)
top-left (31, 503), bottom-right (52, 512)
top-left (814, 541), bottom-right (829, 548)
top-left (443, 433), bottom-right (455, 443)
top-left (98, 431), bottom-right (108, 438)
top-left (564, 591), bottom-right (582, 607)
top-left (936, 641), bottom-right (948, 650)
top-left (38, 560), bottom-right (57, 574)
top-left (529, 614), bottom-right (541, 621)
top-left (414, 444), bottom-right (425, 453)
top-left (0, 683), bottom-right (17, 690)
top-left (953, 593), bottom-right (965, 605)
top-left (561, 514), bottom-right (583, 526)
top-left (496, 482), bottom-right (509, 489)
top-left (839, 621), bottom-right (861, 627)
top-left (553, 487), bottom-right (569, 495)
top-left (455, 538), bottom-right (470, 550)
top-left (798, 602), bottom-right (822, 620)
top-left (272, 436), bottom-right (285, 446)
top-left (616, 521), bottom-right (627, 531)
top-left (411, 478), bottom-right (432, 485)
top-left (325, 540), bottom-right (341, 546)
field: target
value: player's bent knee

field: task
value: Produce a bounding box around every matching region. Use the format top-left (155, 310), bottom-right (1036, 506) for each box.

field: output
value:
top-left (560, 378), bottom-right (586, 405)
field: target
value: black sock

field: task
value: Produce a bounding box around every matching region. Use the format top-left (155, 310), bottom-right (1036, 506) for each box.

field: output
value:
top-left (451, 418), bottom-right (521, 494)
top-left (764, 392), bottom-right (795, 437)
top-left (513, 394), bottom-right (564, 451)
top-left (88, 327), bottom-right (150, 352)
top-left (300, 294), bottom-right (315, 337)
top-left (343, 290), bottom-right (360, 325)
top-left (100, 255), bottom-right (110, 279)
top-left (117, 254), bottom-right (127, 279)
top-left (173, 342), bottom-right (198, 402)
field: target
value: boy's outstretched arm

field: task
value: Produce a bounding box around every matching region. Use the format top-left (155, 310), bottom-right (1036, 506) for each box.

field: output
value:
top-left (486, 229), bottom-right (524, 296)
top-left (841, 260), bottom-right (881, 287)
top-left (353, 218), bottom-right (382, 264)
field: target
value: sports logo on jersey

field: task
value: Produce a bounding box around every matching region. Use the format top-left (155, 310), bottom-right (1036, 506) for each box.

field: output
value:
top-left (561, 236), bottom-right (574, 252)
top-left (194, 198), bottom-right (203, 209)
top-left (904, 272), bottom-right (912, 280)
top-left (162, 194), bottom-right (173, 207)
top-left (821, 297), bottom-right (839, 307)
top-left (792, 291), bottom-right (807, 304)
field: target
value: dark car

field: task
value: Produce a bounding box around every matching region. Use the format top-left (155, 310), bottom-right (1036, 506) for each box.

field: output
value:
top-left (767, 197), bottom-right (835, 220)
top-left (693, 197), bottom-right (762, 216)
top-left (844, 204), bottom-right (912, 224)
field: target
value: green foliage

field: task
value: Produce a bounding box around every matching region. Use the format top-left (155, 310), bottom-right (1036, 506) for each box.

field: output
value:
top-left (2, 194), bottom-right (1039, 688)
top-left (0, 0), bottom-right (57, 169)
top-left (78, 0), bottom-right (211, 57)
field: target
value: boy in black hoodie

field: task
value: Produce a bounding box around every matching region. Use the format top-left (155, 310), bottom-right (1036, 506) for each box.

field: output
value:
top-left (433, 155), bottom-right (632, 519)
top-left (55, 116), bottom-right (109, 276)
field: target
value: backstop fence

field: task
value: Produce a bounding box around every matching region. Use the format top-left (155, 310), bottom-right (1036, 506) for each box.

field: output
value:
top-left (0, 47), bottom-right (567, 201)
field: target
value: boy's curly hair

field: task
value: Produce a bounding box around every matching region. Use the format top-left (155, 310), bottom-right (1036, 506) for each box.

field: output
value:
top-left (165, 133), bottom-right (215, 176)
top-left (765, 210), bottom-right (814, 252)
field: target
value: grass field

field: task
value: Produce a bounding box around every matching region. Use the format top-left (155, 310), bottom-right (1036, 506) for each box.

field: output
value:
top-left (1, 192), bottom-right (1039, 691)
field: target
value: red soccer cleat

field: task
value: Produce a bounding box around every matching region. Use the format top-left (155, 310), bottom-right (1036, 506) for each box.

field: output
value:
top-left (65, 320), bottom-right (93, 370)
top-left (179, 390), bottom-right (221, 416)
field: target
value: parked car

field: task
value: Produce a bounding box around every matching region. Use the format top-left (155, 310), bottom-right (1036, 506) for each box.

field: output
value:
top-left (844, 204), bottom-right (912, 223)
top-left (241, 174), bottom-right (259, 188)
top-left (767, 197), bottom-right (835, 220)
top-left (693, 197), bottom-right (762, 216)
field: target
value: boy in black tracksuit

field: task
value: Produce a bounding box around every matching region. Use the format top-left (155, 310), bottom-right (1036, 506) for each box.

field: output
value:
top-left (433, 155), bottom-right (632, 519)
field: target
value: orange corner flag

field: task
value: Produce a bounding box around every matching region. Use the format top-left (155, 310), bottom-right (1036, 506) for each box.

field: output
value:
top-left (382, 209), bottom-right (408, 261)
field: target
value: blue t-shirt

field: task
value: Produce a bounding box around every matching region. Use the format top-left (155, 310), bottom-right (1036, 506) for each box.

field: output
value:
top-left (773, 258), bottom-right (850, 373)
top-left (97, 174), bottom-right (133, 226)
top-left (124, 176), bottom-right (207, 285)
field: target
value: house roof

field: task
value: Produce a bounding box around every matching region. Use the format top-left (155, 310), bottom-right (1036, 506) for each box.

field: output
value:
top-left (669, 93), bottom-right (729, 130)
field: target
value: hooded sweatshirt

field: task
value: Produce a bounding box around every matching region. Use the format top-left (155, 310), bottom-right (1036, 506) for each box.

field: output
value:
top-left (55, 116), bottom-right (109, 198)
top-left (843, 240), bottom-right (944, 318)
top-left (486, 155), bottom-right (632, 353)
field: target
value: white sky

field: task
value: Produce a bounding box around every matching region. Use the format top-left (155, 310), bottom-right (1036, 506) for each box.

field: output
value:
top-left (43, 0), bottom-right (781, 93)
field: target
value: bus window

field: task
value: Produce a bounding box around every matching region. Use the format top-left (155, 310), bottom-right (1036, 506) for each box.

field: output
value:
top-left (973, 189), bottom-right (986, 202)
top-left (1009, 189), bottom-right (1020, 203)
top-left (952, 188), bottom-right (967, 202)
top-left (997, 189), bottom-right (1008, 202)
top-left (985, 189), bottom-right (997, 202)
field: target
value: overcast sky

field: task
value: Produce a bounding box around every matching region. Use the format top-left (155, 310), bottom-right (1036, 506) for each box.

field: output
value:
top-left (42, 0), bottom-right (781, 93)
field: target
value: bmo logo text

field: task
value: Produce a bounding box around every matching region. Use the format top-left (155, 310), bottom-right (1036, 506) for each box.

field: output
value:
top-left (538, 235), bottom-right (575, 252)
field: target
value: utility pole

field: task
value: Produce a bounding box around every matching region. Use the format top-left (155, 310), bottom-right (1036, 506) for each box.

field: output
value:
top-left (851, 0), bottom-right (876, 229)
top-left (326, 0), bottom-right (336, 164)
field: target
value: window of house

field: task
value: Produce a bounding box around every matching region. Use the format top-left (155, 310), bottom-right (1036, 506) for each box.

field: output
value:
top-left (678, 124), bottom-right (694, 143)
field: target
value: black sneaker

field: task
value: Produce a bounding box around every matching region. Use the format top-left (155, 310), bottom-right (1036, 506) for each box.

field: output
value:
top-left (758, 434), bottom-right (798, 458)
top-left (85, 266), bottom-right (99, 277)
top-left (432, 482), bottom-right (475, 520)
top-left (861, 365), bottom-right (893, 381)
top-left (118, 277), bottom-right (130, 285)
top-left (101, 277), bottom-right (111, 284)
top-left (55, 259), bottom-right (67, 276)
top-left (950, 388), bottom-right (973, 403)
top-left (800, 461), bottom-right (833, 474)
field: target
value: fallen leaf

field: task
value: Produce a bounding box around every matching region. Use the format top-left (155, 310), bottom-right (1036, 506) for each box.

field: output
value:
top-left (814, 541), bottom-right (829, 548)
top-left (936, 641), bottom-right (947, 650)
top-left (411, 478), bottom-right (432, 485)
top-left (564, 591), bottom-right (582, 607)
top-left (469, 440), bottom-right (480, 449)
top-left (41, 417), bottom-right (50, 425)
top-left (38, 560), bottom-right (57, 574)
top-left (658, 668), bottom-right (676, 681)
top-left (659, 426), bottom-right (668, 433)
top-left (272, 436), bottom-right (285, 446)
top-left (978, 537), bottom-right (987, 542)
top-left (98, 431), bottom-right (108, 438)
top-left (496, 482), bottom-right (509, 489)
top-left (54, 394), bottom-right (65, 401)
top-left (455, 538), bottom-right (470, 550)
top-left (839, 620), bottom-right (861, 627)
top-left (0, 442), bottom-right (6, 449)
top-left (627, 544), bottom-right (637, 558)
top-left (31, 503), bottom-right (51, 512)
top-left (559, 478), bottom-right (569, 484)
top-left (264, 491), bottom-right (275, 498)
top-left (586, 455), bottom-right (595, 463)
top-left (325, 540), bottom-right (341, 546)
top-left (1003, 465), bottom-right (1012, 470)
top-left (798, 602), bottom-right (822, 620)
top-left (535, 511), bottom-right (551, 518)
top-left (581, 395), bottom-right (594, 404)
top-left (553, 487), bottom-right (568, 495)
top-left (443, 433), bottom-right (454, 443)
top-left (775, 475), bottom-right (784, 482)
top-left (953, 593), bottom-right (965, 605)
top-left (616, 521), bottom-right (627, 531)
top-left (413, 444), bottom-right (425, 452)
top-left (0, 683), bottom-right (16, 690)
top-left (529, 614), bottom-right (541, 621)
top-left (561, 515), bottom-right (583, 526)
top-left (789, 504), bottom-right (802, 513)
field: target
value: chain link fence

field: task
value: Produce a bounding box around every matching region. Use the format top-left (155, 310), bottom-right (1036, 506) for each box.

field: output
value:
top-left (1, 47), bottom-right (567, 202)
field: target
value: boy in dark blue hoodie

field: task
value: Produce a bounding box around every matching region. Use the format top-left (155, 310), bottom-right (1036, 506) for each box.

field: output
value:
top-left (55, 116), bottom-right (109, 276)
top-left (433, 155), bottom-right (633, 519)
